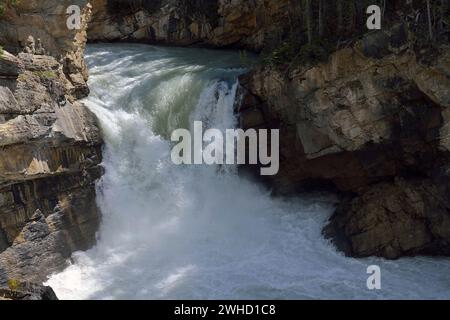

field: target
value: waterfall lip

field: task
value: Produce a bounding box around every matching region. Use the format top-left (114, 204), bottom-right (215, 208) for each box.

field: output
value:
top-left (45, 44), bottom-right (450, 300)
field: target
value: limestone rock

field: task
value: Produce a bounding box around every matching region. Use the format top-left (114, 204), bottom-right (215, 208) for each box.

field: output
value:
top-left (23, 36), bottom-right (36, 54)
top-left (324, 178), bottom-right (450, 259)
top-left (0, 1), bottom-right (92, 99)
top-left (88, 0), bottom-right (292, 51)
top-left (238, 27), bottom-right (450, 258)
top-left (0, 49), bottom-right (103, 284)
top-left (0, 281), bottom-right (58, 300)
top-left (0, 87), bottom-right (19, 115)
top-left (0, 51), bottom-right (24, 77)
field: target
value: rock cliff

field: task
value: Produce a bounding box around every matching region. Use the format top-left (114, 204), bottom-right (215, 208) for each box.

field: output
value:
top-left (88, 0), bottom-right (294, 51)
top-left (0, 1), bottom-right (448, 291)
top-left (0, 0), bottom-right (93, 98)
top-left (0, 1), bottom-right (103, 288)
top-left (238, 25), bottom-right (450, 258)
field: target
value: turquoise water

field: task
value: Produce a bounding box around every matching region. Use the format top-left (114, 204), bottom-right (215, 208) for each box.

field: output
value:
top-left (47, 44), bottom-right (450, 300)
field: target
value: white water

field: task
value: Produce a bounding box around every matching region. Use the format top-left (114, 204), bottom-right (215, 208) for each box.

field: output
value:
top-left (47, 44), bottom-right (450, 300)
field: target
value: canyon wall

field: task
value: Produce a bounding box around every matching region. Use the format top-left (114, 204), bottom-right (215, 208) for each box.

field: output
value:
top-left (0, 0), bottom-right (92, 98)
top-left (93, 0), bottom-right (450, 260)
top-left (0, 1), bottom-right (448, 294)
top-left (88, 0), bottom-right (294, 51)
top-left (0, 1), bottom-right (103, 288)
top-left (238, 25), bottom-right (450, 259)
top-left (0, 0), bottom-right (297, 291)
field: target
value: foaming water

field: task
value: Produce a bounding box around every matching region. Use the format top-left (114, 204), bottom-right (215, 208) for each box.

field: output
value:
top-left (47, 44), bottom-right (450, 300)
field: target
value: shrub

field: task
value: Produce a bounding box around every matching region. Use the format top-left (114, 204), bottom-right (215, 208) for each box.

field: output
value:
top-left (261, 41), bottom-right (299, 66)
top-left (7, 279), bottom-right (19, 291)
top-left (33, 70), bottom-right (57, 79)
top-left (0, 0), bottom-right (21, 16)
top-left (261, 36), bottom-right (333, 71)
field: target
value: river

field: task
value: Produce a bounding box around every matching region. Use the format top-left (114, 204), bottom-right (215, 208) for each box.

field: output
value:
top-left (46, 44), bottom-right (450, 300)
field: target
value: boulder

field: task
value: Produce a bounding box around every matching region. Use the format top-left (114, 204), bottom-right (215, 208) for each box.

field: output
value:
top-left (324, 178), bottom-right (450, 259)
top-left (0, 51), bottom-right (24, 77)
top-left (0, 281), bottom-right (58, 300)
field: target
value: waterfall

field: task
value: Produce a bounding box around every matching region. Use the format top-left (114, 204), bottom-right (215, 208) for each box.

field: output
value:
top-left (46, 44), bottom-right (450, 300)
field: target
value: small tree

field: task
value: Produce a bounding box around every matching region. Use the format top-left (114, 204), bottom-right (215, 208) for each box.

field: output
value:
top-left (318, 0), bottom-right (324, 37)
top-left (304, 0), bottom-right (313, 44)
top-left (337, 0), bottom-right (343, 33)
top-left (426, 0), bottom-right (434, 40)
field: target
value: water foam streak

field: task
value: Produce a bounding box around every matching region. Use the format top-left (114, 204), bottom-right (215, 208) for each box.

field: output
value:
top-left (46, 44), bottom-right (450, 300)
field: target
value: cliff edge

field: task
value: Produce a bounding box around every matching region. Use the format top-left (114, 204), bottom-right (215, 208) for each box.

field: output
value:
top-left (0, 1), bottom-right (103, 289)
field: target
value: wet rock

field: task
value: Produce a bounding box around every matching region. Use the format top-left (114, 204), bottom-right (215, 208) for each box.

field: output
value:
top-left (0, 281), bottom-right (58, 300)
top-left (324, 178), bottom-right (450, 259)
top-left (238, 27), bottom-right (450, 258)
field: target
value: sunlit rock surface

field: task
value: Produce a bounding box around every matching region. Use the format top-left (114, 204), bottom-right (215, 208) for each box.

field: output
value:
top-left (0, 2), bottom-right (103, 286)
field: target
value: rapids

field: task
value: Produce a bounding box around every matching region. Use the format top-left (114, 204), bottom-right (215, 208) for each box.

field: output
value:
top-left (47, 44), bottom-right (450, 300)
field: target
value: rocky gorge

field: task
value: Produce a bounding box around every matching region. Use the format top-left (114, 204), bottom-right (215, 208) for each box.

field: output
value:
top-left (0, 0), bottom-right (449, 299)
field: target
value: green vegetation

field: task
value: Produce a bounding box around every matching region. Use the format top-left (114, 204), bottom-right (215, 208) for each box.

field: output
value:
top-left (259, 0), bottom-right (375, 69)
top-left (261, 37), bottom-right (332, 70)
top-left (0, 0), bottom-right (21, 16)
top-left (7, 279), bottom-right (19, 291)
top-left (296, 42), bottom-right (330, 64)
top-left (260, 0), bottom-right (449, 71)
top-left (262, 41), bottom-right (298, 66)
top-left (33, 70), bottom-right (57, 79)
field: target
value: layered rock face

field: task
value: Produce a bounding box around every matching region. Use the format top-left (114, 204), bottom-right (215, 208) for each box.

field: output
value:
top-left (88, 0), bottom-right (293, 51)
top-left (0, 1), bottom-right (447, 289)
top-left (0, 50), bottom-right (103, 284)
top-left (0, 2), bottom-right (103, 286)
top-left (239, 26), bottom-right (450, 259)
top-left (0, 0), bottom-right (93, 98)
